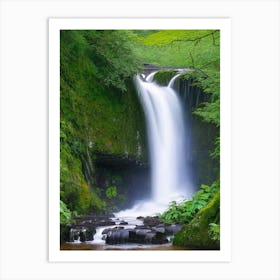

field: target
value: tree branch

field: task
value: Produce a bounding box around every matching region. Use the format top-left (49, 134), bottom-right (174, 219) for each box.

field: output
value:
top-left (169, 30), bottom-right (219, 45)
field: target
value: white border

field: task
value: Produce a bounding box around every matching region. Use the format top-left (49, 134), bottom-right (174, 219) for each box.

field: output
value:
top-left (49, 18), bottom-right (231, 262)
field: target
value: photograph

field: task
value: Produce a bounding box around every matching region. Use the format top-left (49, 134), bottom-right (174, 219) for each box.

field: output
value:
top-left (58, 28), bottom-right (221, 251)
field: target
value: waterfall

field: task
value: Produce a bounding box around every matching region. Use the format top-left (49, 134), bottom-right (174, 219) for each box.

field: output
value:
top-left (115, 72), bottom-right (194, 217)
top-left (167, 73), bottom-right (181, 88)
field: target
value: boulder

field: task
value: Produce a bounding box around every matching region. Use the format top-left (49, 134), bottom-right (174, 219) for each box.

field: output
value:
top-left (165, 224), bottom-right (183, 234)
top-left (102, 226), bottom-right (124, 235)
top-left (152, 226), bottom-right (166, 233)
top-left (143, 216), bottom-right (162, 227)
top-left (68, 226), bottom-right (96, 242)
top-left (60, 224), bottom-right (71, 243)
top-left (106, 229), bottom-right (130, 245)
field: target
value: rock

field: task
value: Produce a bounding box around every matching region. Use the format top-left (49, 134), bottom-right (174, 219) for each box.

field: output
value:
top-left (144, 232), bottom-right (156, 243)
top-left (104, 227), bottom-right (169, 245)
top-left (73, 215), bottom-right (116, 228)
top-left (106, 229), bottom-right (130, 245)
top-left (151, 232), bottom-right (169, 244)
top-left (128, 230), bottom-right (147, 243)
top-left (60, 224), bottom-right (71, 243)
top-left (68, 226), bottom-right (96, 242)
top-left (152, 226), bottom-right (166, 233)
top-left (102, 226), bottom-right (124, 235)
top-left (135, 225), bottom-right (150, 230)
top-left (119, 221), bottom-right (128, 225)
top-left (85, 226), bottom-right (96, 241)
top-left (79, 228), bottom-right (87, 242)
top-left (136, 216), bottom-right (144, 220)
top-left (165, 224), bottom-right (183, 234)
top-left (143, 216), bottom-right (162, 227)
top-left (102, 228), bottom-right (112, 235)
top-left (69, 228), bottom-right (80, 242)
top-left (97, 219), bottom-right (116, 227)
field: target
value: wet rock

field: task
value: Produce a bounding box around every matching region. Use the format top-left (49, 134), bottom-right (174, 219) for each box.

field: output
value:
top-left (137, 216), bottom-right (144, 220)
top-left (85, 227), bottom-right (96, 241)
top-left (152, 226), bottom-right (166, 233)
top-left (151, 232), bottom-right (169, 244)
top-left (144, 232), bottom-right (156, 243)
top-left (165, 224), bottom-right (183, 234)
top-left (79, 228), bottom-right (87, 242)
top-left (69, 228), bottom-right (80, 242)
top-left (102, 226), bottom-right (124, 235)
top-left (135, 225), bottom-right (150, 230)
top-left (106, 229), bottom-right (130, 245)
top-left (104, 226), bottom-right (169, 245)
top-left (73, 215), bottom-right (116, 228)
top-left (143, 216), bottom-right (162, 227)
top-left (68, 226), bottom-right (96, 242)
top-left (128, 230), bottom-right (147, 243)
top-left (119, 221), bottom-right (128, 225)
top-left (96, 220), bottom-right (116, 227)
top-left (60, 224), bottom-right (71, 243)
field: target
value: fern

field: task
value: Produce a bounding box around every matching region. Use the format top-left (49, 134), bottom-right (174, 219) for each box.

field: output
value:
top-left (160, 181), bottom-right (219, 224)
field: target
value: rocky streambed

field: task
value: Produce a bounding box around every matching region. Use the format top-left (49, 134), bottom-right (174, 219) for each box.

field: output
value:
top-left (60, 215), bottom-right (184, 250)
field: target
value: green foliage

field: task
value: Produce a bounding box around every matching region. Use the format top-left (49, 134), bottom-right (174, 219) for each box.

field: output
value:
top-left (173, 191), bottom-right (220, 249)
top-left (208, 223), bottom-right (220, 241)
top-left (105, 185), bottom-right (118, 199)
top-left (139, 30), bottom-right (218, 46)
top-left (183, 69), bottom-right (220, 127)
top-left (131, 29), bottom-right (220, 159)
top-left (160, 181), bottom-right (219, 224)
top-left (60, 30), bottom-right (147, 216)
top-left (61, 30), bottom-right (142, 92)
top-left (210, 137), bottom-right (220, 160)
top-left (60, 29), bottom-right (220, 219)
top-left (153, 70), bottom-right (177, 86)
top-left (60, 200), bottom-right (72, 224)
top-left (131, 30), bottom-right (219, 68)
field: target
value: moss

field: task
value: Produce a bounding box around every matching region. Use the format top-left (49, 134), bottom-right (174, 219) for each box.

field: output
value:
top-left (153, 70), bottom-right (178, 86)
top-left (173, 191), bottom-right (220, 249)
top-left (60, 31), bottom-right (147, 216)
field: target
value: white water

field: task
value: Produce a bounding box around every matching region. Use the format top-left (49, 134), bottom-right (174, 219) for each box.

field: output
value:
top-left (115, 72), bottom-right (194, 218)
top-left (168, 73), bottom-right (181, 88)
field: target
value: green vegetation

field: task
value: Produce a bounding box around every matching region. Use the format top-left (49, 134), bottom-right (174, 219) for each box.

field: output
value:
top-left (60, 30), bottom-right (146, 217)
top-left (60, 200), bottom-right (73, 224)
top-left (60, 30), bottom-right (221, 249)
top-left (160, 181), bottom-right (219, 225)
top-left (209, 223), bottom-right (220, 241)
top-left (173, 192), bottom-right (220, 249)
top-left (138, 30), bottom-right (221, 249)
top-left (153, 70), bottom-right (177, 86)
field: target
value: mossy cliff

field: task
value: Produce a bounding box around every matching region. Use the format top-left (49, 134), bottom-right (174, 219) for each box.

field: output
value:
top-left (60, 31), bottom-right (147, 215)
top-left (173, 191), bottom-right (220, 249)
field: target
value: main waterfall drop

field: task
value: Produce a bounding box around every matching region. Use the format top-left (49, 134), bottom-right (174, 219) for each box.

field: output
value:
top-left (116, 71), bottom-right (195, 217)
